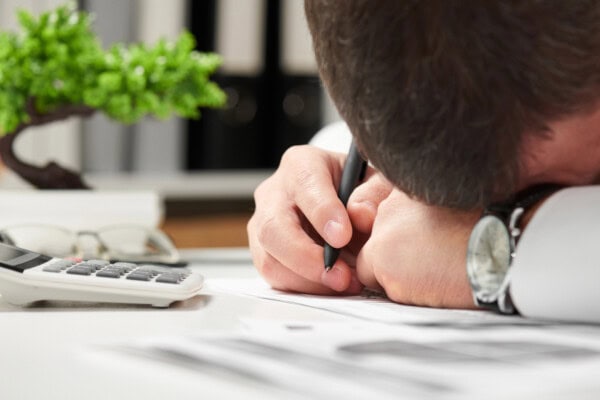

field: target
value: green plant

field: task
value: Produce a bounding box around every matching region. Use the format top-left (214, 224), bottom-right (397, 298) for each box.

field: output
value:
top-left (0, 2), bottom-right (226, 188)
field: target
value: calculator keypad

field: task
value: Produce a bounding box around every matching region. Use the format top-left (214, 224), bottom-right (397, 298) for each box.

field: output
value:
top-left (42, 259), bottom-right (189, 284)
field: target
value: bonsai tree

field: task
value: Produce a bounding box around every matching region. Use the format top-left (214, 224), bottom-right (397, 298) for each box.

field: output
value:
top-left (0, 3), bottom-right (226, 189)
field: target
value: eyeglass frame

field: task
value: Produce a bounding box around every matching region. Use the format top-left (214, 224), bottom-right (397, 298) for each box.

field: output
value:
top-left (0, 224), bottom-right (187, 267)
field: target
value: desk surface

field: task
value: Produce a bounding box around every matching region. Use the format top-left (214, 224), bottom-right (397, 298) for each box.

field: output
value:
top-left (1, 248), bottom-right (599, 400)
top-left (0, 248), bottom-right (336, 400)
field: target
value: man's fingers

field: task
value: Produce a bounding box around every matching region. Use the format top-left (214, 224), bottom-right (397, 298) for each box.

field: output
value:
top-left (260, 252), bottom-right (336, 295)
top-left (321, 260), bottom-right (362, 293)
top-left (256, 207), bottom-right (328, 284)
top-left (249, 145), bottom-right (371, 296)
top-left (355, 235), bottom-right (383, 291)
top-left (281, 146), bottom-right (352, 249)
top-left (347, 170), bottom-right (394, 233)
top-left (254, 246), bottom-right (361, 295)
top-left (250, 195), bottom-right (356, 292)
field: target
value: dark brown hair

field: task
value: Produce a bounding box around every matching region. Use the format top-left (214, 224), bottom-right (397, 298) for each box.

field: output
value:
top-left (305, 0), bottom-right (600, 208)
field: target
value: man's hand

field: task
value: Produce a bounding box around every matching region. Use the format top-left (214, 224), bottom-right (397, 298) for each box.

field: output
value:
top-left (356, 189), bottom-right (480, 308)
top-left (248, 145), bottom-right (392, 295)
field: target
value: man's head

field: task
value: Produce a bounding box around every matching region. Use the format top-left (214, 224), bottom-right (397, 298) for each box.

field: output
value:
top-left (305, 0), bottom-right (600, 209)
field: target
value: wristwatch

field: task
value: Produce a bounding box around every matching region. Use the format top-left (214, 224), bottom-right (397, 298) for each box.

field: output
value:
top-left (466, 184), bottom-right (564, 314)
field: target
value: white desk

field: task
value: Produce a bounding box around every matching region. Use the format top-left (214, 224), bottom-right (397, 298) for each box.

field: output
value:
top-left (1, 248), bottom-right (600, 400)
top-left (0, 248), bottom-right (342, 400)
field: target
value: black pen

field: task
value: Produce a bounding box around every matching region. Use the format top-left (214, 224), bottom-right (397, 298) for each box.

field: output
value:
top-left (324, 140), bottom-right (368, 271)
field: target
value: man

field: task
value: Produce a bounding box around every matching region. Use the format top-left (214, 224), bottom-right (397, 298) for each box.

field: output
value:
top-left (248, 1), bottom-right (600, 308)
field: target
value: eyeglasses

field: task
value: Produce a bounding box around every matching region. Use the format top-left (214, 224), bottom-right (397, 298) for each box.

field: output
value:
top-left (0, 224), bottom-right (183, 266)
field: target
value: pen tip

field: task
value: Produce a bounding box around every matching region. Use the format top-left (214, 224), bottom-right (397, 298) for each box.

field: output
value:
top-left (324, 265), bottom-right (333, 272)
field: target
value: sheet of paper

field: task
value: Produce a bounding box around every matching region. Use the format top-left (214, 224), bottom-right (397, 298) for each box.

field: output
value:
top-left (97, 318), bottom-right (600, 400)
top-left (205, 278), bottom-right (543, 326)
top-left (84, 278), bottom-right (600, 399)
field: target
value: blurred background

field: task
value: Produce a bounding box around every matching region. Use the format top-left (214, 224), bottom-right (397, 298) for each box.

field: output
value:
top-left (0, 0), bottom-right (341, 248)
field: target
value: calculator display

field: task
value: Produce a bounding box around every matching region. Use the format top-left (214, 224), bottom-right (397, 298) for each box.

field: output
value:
top-left (0, 243), bottom-right (27, 260)
top-left (0, 242), bottom-right (50, 272)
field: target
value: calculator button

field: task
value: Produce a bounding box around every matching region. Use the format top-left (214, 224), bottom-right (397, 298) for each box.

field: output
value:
top-left (43, 260), bottom-right (74, 272)
top-left (126, 272), bottom-right (152, 281)
top-left (131, 269), bottom-right (154, 277)
top-left (85, 260), bottom-right (110, 267)
top-left (156, 274), bottom-right (180, 284)
top-left (67, 266), bottom-right (93, 275)
top-left (85, 259), bottom-right (110, 265)
top-left (96, 270), bottom-right (121, 278)
top-left (77, 262), bottom-right (104, 271)
top-left (135, 267), bottom-right (161, 276)
top-left (109, 266), bottom-right (134, 274)
top-left (102, 267), bottom-right (127, 275)
top-left (43, 265), bottom-right (64, 273)
top-left (112, 262), bottom-right (137, 269)
top-left (56, 260), bottom-right (75, 268)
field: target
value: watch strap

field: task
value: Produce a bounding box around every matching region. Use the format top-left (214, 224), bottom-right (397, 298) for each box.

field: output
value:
top-left (475, 289), bottom-right (515, 314)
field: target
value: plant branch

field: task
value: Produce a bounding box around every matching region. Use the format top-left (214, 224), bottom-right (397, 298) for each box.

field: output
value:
top-left (0, 99), bottom-right (96, 189)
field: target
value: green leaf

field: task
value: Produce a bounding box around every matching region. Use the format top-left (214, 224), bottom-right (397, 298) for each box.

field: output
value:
top-left (98, 72), bottom-right (123, 93)
top-left (0, 2), bottom-right (225, 133)
top-left (126, 67), bottom-right (146, 92)
top-left (83, 88), bottom-right (107, 108)
top-left (17, 10), bottom-right (37, 32)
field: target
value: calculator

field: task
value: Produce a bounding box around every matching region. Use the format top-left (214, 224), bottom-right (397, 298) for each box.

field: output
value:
top-left (0, 242), bottom-right (203, 307)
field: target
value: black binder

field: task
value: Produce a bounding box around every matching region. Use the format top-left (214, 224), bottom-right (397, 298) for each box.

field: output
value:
top-left (186, 0), bottom-right (323, 170)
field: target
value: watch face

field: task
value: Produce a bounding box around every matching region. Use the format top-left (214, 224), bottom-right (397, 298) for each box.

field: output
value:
top-left (466, 215), bottom-right (511, 302)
